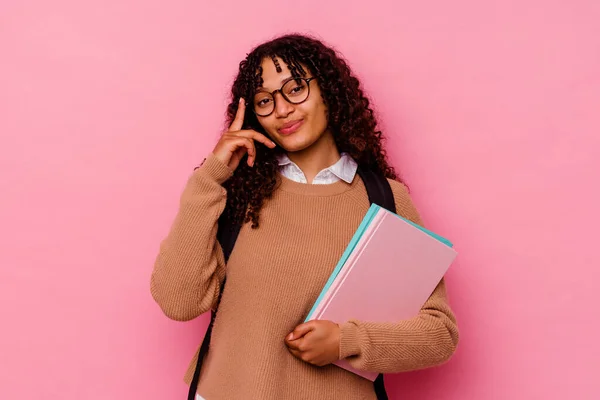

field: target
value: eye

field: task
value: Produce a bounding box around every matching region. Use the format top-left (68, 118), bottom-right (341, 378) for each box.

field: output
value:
top-left (257, 98), bottom-right (272, 107)
top-left (286, 84), bottom-right (306, 97)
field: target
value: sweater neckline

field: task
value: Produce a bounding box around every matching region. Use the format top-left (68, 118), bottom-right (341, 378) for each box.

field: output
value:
top-left (277, 173), bottom-right (358, 196)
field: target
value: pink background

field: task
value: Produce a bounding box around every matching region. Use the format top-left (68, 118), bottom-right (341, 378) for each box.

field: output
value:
top-left (1, 1), bottom-right (599, 399)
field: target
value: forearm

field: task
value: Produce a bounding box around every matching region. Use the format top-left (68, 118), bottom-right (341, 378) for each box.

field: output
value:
top-left (150, 154), bottom-right (233, 321)
top-left (339, 279), bottom-right (459, 373)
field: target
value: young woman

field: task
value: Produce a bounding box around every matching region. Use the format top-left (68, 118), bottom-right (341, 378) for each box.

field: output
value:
top-left (151, 34), bottom-right (459, 400)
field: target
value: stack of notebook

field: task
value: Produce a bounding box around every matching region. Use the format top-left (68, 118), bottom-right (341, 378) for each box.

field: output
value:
top-left (304, 204), bottom-right (457, 380)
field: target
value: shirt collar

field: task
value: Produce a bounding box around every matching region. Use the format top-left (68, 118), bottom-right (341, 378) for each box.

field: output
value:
top-left (276, 152), bottom-right (358, 184)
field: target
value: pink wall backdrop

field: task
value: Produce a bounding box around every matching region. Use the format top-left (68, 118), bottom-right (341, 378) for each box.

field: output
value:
top-left (1, 0), bottom-right (599, 399)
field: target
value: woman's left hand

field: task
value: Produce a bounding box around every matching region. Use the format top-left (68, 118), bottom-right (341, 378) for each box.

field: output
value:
top-left (285, 320), bottom-right (341, 366)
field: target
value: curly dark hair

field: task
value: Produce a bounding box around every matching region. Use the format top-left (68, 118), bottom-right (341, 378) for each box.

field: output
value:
top-left (222, 33), bottom-right (401, 228)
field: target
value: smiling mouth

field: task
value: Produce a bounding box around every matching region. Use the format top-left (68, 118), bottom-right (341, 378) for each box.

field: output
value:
top-left (278, 119), bottom-right (304, 135)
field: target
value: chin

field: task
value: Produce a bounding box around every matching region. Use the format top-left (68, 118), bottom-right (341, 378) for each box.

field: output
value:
top-left (276, 136), bottom-right (317, 153)
top-left (272, 129), bottom-right (322, 153)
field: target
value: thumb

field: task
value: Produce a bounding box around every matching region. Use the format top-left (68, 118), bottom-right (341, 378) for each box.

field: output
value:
top-left (288, 322), bottom-right (315, 341)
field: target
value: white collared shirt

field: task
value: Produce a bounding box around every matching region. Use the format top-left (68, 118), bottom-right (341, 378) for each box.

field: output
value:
top-left (276, 152), bottom-right (358, 184)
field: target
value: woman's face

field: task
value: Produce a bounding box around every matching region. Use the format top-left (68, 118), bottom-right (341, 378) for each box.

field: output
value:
top-left (254, 57), bottom-right (330, 153)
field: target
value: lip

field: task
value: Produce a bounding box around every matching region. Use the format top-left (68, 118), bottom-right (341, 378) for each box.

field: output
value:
top-left (277, 119), bottom-right (304, 135)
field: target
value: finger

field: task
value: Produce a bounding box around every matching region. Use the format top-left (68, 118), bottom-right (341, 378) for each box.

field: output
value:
top-left (230, 147), bottom-right (246, 166)
top-left (248, 131), bottom-right (276, 148)
top-left (232, 130), bottom-right (276, 149)
top-left (250, 131), bottom-right (276, 148)
top-left (287, 347), bottom-right (314, 364)
top-left (288, 348), bottom-right (302, 360)
top-left (287, 336), bottom-right (312, 353)
top-left (239, 137), bottom-right (256, 167)
top-left (285, 338), bottom-right (302, 351)
top-left (288, 322), bottom-right (315, 341)
top-left (227, 137), bottom-right (255, 166)
top-left (229, 98), bottom-right (246, 132)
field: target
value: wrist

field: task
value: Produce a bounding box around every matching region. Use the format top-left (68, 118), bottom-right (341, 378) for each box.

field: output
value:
top-left (339, 321), bottom-right (361, 360)
top-left (195, 153), bottom-right (234, 184)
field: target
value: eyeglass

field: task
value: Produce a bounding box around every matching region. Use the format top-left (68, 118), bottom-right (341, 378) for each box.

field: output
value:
top-left (252, 77), bottom-right (316, 117)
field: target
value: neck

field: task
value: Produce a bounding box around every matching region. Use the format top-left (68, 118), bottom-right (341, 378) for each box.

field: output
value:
top-left (287, 130), bottom-right (341, 183)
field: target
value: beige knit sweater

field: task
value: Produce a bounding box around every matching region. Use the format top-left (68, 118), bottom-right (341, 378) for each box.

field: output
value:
top-left (151, 154), bottom-right (459, 400)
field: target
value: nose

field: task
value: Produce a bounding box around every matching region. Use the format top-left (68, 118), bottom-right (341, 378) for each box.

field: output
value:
top-left (273, 91), bottom-right (294, 118)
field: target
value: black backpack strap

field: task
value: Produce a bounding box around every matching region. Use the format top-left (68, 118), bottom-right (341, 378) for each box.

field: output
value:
top-left (188, 167), bottom-right (395, 400)
top-left (215, 213), bottom-right (243, 261)
top-left (356, 166), bottom-right (395, 400)
top-left (356, 166), bottom-right (396, 213)
top-left (187, 213), bottom-right (242, 400)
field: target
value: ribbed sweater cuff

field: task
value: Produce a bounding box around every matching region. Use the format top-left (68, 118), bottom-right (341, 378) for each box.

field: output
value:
top-left (339, 321), bottom-right (361, 360)
top-left (196, 153), bottom-right (233, 184)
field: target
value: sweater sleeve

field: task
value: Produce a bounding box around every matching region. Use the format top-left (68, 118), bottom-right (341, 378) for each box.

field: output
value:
top-left (150, 154), bottom-right (233, 321)
top-left (337, 180), bottom-right (459, 373)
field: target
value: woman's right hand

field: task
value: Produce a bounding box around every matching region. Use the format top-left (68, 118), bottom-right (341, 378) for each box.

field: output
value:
top-left (212, 98), bottom-right (276, 171)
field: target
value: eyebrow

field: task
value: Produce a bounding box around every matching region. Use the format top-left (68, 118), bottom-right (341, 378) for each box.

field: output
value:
top-left (256, 76), bottom-right (294, 91)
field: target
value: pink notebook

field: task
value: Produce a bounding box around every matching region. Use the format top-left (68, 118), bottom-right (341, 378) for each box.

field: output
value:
top-left (306, 206), bottom-right (457, 380)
